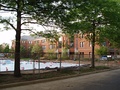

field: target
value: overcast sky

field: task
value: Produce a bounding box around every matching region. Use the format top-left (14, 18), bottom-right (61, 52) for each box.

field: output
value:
top-left (0, 30), bottom-right (30, 47)
top-left (0, 11), bottom-right (60, 47)
top-left (0, 12), bottom-right (42, 47)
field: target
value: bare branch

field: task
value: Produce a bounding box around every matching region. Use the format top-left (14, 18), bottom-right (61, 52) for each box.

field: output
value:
top-left (0, 4), bottom-right (16, 11)
top-left (21, 21), bottom-right (38, 25)
top-left (22, 28), bottom-right (41, 37)
top-left (21, 16), bottom-right (32, 18)
top-left (21, 29), bottom-right (32, 31)
top-left (0, 9), bottom-right (16, 12)
top-left (0, 19), bottom-right (17, 31)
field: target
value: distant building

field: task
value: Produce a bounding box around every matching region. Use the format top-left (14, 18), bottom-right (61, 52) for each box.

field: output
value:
top-left (11, 34), bottom-right (119, 55)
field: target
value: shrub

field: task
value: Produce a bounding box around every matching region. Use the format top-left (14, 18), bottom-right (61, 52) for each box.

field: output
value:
top-left (44, 49), bottom-right (57, 60)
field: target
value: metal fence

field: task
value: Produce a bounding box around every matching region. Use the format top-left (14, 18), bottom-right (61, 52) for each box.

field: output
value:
top-left (0, 52), bottom-right (120, 75)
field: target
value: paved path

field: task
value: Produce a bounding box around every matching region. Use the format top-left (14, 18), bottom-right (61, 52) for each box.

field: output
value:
top-left (2, 69), bottom-right (120, 90)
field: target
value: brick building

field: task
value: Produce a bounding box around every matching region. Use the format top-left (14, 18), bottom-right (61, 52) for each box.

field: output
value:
top-left (11, 34), bottom-right (119, 56)
top-left (11, 35), bottom-right (57, 53)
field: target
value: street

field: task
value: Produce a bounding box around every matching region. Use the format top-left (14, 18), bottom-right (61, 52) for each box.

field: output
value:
top-left (2, 69), bottom-right (120, 90)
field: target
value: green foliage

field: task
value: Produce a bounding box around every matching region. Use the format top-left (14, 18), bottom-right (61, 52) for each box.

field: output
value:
top-left (27, 45), bottom-right (33, 54)
top-left (34, 30), bottom-right (60, 49)
top-left (44, 49), bottom-right (57, 60)
top-left (95, 46), bottom-right (108, 55)
top-left (20, 46), bottom-right (26, 53)
top-left (0, 45), bottom-right (3, 52)
top-left (0, 0), bottom-right (76, 77)
top-left (31, 44), bottom-right (43, 60)
top-left (9, 47), bottom-right (15, 52)
top-left (0, 44), bottom-right (10, 53)
top-left (3, 45), bottom-right (10, 53)
top-left (61, 48), bottom-right (69, 60)
top-left (61, 0), bottom-right (120, 68)
top-left (64, 0), bottom-right (120, 43)
top-left (31, 44), bottom-right (43, 54)
top-left (20, 46), bottom-right (28, 58)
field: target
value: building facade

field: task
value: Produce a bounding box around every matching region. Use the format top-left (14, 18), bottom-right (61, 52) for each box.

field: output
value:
top-left (11, 34), bottom-right (119, 56)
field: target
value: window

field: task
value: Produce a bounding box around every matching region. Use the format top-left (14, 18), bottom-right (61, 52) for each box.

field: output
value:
top-left (89, 52), bottom-right (92, 58)
top-left (41, 39), bottom-right (46, 43)
top-left (80, 52), bottom-right (84, 58)
top-left (70, 40), bottom-right (74, 47)
top-left (22, 41), bottom-right (25, 43)
top-left (42, 45), bottom-right (46, 50)
top-left (80, 52), bottom-right (84, 54)
top-left (80, 42), bottom-right (84, 47)
top-left (89, 52), bottom-right (92, 55)
top-left (29, 41), bottom-right (32, 44)
top-left (35, 40), bottom-right (39, 44)
top-left (70, 42), bottom-right (74, 47)
top-left (89, 41), bottom-right (92, 47)
top-left (50, 44), bottom-right (55, 49)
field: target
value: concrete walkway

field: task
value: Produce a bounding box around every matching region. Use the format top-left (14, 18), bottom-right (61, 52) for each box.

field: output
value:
top-left (1, 69), bottom-right (120, 90)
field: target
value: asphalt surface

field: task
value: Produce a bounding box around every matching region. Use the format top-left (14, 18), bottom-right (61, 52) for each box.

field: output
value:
top-left (1, 69), bottom-right (120, 90)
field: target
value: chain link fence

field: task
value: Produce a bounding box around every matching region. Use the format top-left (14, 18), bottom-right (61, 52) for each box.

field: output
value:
top-left (0, 52), bottom-right (120, 75)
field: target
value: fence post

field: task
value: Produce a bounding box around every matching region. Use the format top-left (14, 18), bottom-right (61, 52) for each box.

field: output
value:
top-left (38, 53), bottom-right (40, 75)
top-left (32, 53), bottom-right (37, 75)
top-left (79, 53), bottom-right (80, 74)
top-left (60, 53), bottom-right (61, 70)
top-left (33, 59), bottom-right (35, 75)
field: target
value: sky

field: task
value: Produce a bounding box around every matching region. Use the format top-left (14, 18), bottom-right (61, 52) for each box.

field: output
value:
top-left (0, 12), bottom-right (43, 47)
top-left (0, 24), bottom-right (56, 47)
top-left (0, 11), bottom-right (60, 48)
top-left (0, 30), bottom-right (15, 45)
top-left (0, 30), bottom-right (31, 47)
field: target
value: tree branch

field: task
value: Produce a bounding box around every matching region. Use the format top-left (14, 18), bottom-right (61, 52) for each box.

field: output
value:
top-left (0, 4), bottom-right (16, 11)
top-left (22, 29), bottom-right (41, 37)
top-left (0, 9), bottom-right (16, 11)
top-left (21, 21), bottom-right (38, 25)
top-left (0, 19), bottom-right (17, 31)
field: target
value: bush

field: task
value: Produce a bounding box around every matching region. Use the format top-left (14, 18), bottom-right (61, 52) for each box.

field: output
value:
top-left (44, 49), bottom-right (57, 60)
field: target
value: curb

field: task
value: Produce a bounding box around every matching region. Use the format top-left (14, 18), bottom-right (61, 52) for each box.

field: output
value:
top-left (0, 68), bottom-right (120, 89)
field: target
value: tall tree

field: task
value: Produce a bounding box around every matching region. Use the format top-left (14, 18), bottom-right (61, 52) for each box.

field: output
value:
top-left (62, 0), bottom-right (120, 68)
top-left (0, 0), bottom-right (73, 77)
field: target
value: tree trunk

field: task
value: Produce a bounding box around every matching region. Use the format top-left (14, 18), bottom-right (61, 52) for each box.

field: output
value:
top-left (91, 22), bottom-right (96, 68)
top-left (14, 0), bottom-right (22, 77)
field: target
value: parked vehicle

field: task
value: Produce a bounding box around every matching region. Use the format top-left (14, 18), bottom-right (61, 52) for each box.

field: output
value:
top-left (100, 55), bottom-right (107, 60)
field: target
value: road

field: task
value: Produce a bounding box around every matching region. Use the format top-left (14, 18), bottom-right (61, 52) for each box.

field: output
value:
top-left (2, 69), bottom-right (120, 90)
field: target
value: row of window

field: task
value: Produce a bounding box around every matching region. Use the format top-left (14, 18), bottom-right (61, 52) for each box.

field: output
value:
top-left (42, 44), bottom-right (56, 50)
top-left (23, 44), bottom-right (55, 50)
top-left (21, 39), bottom-right (46, 44)
top-left (21, 41), bottom-right (106, 48)
top-left (79, 42), bottom-right (92, 47)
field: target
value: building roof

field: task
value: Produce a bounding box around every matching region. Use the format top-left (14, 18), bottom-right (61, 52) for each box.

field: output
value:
top-left (21, 35), bottom-right (43, 41)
